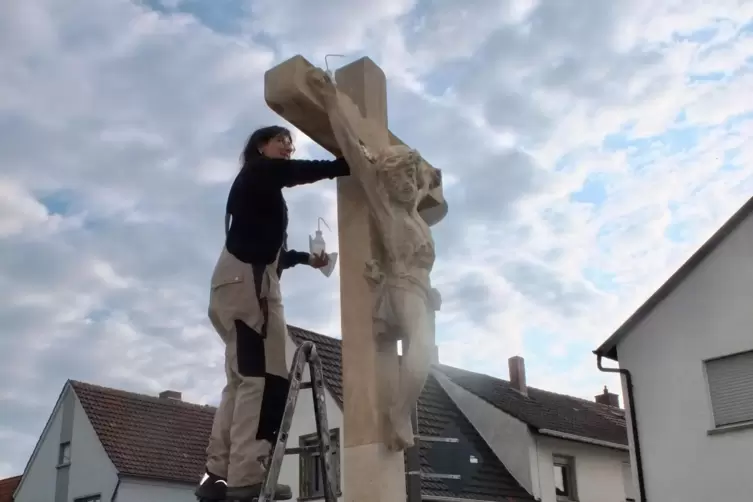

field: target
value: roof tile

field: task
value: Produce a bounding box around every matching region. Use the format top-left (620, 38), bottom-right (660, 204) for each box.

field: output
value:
top-left (0, 475), bottom-right (21, 502)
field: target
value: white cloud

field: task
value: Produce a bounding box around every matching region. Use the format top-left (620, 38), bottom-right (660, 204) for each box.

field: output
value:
top-left (0, 0), bottom-right (752, 479)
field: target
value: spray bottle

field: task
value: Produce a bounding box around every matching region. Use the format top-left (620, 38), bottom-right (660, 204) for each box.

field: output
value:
top-left (309, 217), bottom-right (338, 278)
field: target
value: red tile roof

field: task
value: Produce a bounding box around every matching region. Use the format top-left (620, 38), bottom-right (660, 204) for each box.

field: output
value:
top-left (71, 381), bottom-right (214, 485)
top-left (0, 476), bottom-right (21, 502)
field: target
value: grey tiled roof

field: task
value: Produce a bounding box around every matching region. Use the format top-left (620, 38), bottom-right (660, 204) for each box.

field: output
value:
top-left (289, 327), bottom-right (535, 501)
top-left (437, 364), bottom-right (629, 446)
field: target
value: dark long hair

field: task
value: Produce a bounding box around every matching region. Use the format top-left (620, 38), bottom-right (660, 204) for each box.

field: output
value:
top-left (241, 125), bottom-right (292, 166)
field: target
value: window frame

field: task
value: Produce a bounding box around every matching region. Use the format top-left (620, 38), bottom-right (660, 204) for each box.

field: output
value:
top-left (553, 454), bottom-right (578, 502)
top-left (298, 428), bottom-right (342, 500)
top-left (703, 348), bottom-right (753, 431)
top-left (57, 441), bottom-right (71, 468)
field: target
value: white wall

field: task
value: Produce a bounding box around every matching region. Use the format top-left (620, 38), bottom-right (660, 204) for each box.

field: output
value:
top-left (117, 478), bottom-right (196, 502)
top-left (277, 334), bottom-right (345, 501)
top-left (617, 212), bottom-right (753, 502)
top-left (15, 386), bottom-right (119, 502)
top-left (14, 393), bottom-right (64, 502)
top-left (433, 370), bottom-right (538, 497)
top-left (534, 435), bottom-right (631, 502)
top-left (66, 396), bottom-right (120, 501)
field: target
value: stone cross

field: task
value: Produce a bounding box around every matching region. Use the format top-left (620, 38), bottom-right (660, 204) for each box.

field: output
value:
top-left (265, 55), bottom-right (447, 502)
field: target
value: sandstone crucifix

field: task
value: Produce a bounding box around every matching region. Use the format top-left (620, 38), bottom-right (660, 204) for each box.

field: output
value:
top-left (264, 55), bottom-right (448, 502)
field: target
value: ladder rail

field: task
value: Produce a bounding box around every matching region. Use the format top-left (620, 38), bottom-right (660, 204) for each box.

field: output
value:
top-left (308, 347), bottom-right (337, 502)
top-left (257, 341), bottom-right (337, 502)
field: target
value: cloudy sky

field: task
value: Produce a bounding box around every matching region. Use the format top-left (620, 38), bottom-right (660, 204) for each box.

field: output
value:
top-left (1, 0), bottom-right (752, 478)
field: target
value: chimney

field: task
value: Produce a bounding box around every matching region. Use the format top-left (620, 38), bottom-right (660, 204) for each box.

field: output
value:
top-left (595, 386), bottom-right (620, 407)
top-left (508, 356), bottom-right (527, 396)
top-left (159, 390), bottom-right (182, 401)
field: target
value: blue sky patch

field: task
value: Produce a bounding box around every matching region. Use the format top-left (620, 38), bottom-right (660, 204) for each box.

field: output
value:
top-left (570, 175), bottom-right (608, 207)
top-left (38, 190), bottom-right (76, 216)
top-left (583, 267), bottom-right (618, 292)
top-left (142, 0), bottom-right (249, 35)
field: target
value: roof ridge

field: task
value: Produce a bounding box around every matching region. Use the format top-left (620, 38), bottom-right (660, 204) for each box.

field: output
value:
top-left (292, 329), bottom-right (624, 412)
top-left (436, 364), bottom-right (622, 410)
top-left (69, 379), bottom-right (217, 412)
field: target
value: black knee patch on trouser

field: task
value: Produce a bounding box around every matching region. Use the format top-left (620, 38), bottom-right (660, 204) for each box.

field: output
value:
top-left (235, 320), bottom-right (290, 442)
top-left (256, 374), bottom-right (290, 442)
top-left (236, 320), bottom-right (265, 377)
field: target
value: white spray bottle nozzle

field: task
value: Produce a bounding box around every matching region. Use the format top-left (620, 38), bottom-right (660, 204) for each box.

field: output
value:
top-left (309, 217), bottom-right (337, 277)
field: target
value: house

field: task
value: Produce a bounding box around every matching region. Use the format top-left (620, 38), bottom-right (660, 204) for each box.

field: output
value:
top-left (11, 326), bottom-right (534, 502)
top-left (434, 359), bottom-right (635, 502)
top-left (10, 325), bottom-right (634, 502)
top-left (594, 196), bottom-right (753, 502)
top-left (0, 476), bottom-right (21, 502)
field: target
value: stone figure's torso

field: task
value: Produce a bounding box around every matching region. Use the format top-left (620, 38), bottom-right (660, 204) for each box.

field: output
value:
top-left (369, 176), bottom-right (436, 278)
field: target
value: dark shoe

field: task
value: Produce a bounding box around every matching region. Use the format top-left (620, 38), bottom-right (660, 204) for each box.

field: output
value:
top-left (195, 470), bottom-right (227, 500)
top-left (226, 482), bottom-right (293, 501)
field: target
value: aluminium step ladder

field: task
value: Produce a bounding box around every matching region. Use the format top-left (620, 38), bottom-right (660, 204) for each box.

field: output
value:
top-left (232, 340), bottom-right (337, 502)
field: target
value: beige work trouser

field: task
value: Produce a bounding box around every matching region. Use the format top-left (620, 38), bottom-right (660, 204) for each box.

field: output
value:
top-left (205, 247), bottom-right (289, 488)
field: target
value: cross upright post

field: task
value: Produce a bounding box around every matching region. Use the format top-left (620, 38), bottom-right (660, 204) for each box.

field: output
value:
top-left (265, 54), bottom-right (447, 502)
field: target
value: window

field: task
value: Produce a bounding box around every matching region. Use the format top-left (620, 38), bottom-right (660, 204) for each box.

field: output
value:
top-left (553, 455), bottom-right (577, 501)
top-left (705, 349), bottom-right (753, 428)
top-left (74, 496), bottom-right (101, 502)
top-left (57, 442), bottom-right (71, 467)
top-left (299, 428), bottom-right (341, 499)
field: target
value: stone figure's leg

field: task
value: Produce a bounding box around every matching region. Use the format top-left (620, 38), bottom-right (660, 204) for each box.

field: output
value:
top-left (386, 287), bottom-right (433, 451)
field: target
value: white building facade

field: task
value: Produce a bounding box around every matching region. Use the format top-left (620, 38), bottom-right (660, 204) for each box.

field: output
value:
top-left (435, 368), bottom-right (636, 502)
top-left (595, 197), bottom-right (753, 502)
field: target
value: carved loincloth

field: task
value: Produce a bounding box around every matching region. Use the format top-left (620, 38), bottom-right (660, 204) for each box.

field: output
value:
top-left (364, 259), bottom-right (433, 340)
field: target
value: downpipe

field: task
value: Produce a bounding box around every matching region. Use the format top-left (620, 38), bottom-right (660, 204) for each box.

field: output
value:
top-left (597, 355), bottom-right (647, 502)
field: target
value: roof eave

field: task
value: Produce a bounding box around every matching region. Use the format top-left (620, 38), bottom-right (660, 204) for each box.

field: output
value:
top-left (593, 195), bottom-right (753, 362)
top-left (535, 428), bottom-right (629, 451)
top-left (593, 344), bottom-right (619, 361)
top-left (13, 381), bottom-right (74, 499)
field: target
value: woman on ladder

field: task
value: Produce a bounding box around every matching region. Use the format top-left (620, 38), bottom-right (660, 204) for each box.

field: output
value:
top-left (196, 126), bottom-right (349, 502)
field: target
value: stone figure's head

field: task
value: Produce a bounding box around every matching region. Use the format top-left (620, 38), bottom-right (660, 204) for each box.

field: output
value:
top-left (375, 145), bottom-right (421, 204)
top-left (375, 145), bottom-right (440, 206)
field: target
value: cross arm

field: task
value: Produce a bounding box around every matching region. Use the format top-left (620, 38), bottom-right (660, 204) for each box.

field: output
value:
top-left (264, 55), bottom-right (448, 225)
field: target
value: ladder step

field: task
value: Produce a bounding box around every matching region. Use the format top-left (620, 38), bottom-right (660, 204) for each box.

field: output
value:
top-left (300, 382), bottom-right (313, 389)
top-left (416, 435), bottom-right (459, 443)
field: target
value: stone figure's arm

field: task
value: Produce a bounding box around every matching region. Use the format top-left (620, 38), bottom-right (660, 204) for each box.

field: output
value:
top-left (307, 69), bottom-right (378, 187)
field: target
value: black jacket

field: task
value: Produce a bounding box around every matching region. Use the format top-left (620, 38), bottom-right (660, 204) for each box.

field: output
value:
top-left (225, 156), bottom-right (350, 269)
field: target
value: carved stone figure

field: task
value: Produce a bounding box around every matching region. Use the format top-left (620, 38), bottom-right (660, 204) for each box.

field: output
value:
top-left (308, 67), bottom-right (442, 451)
